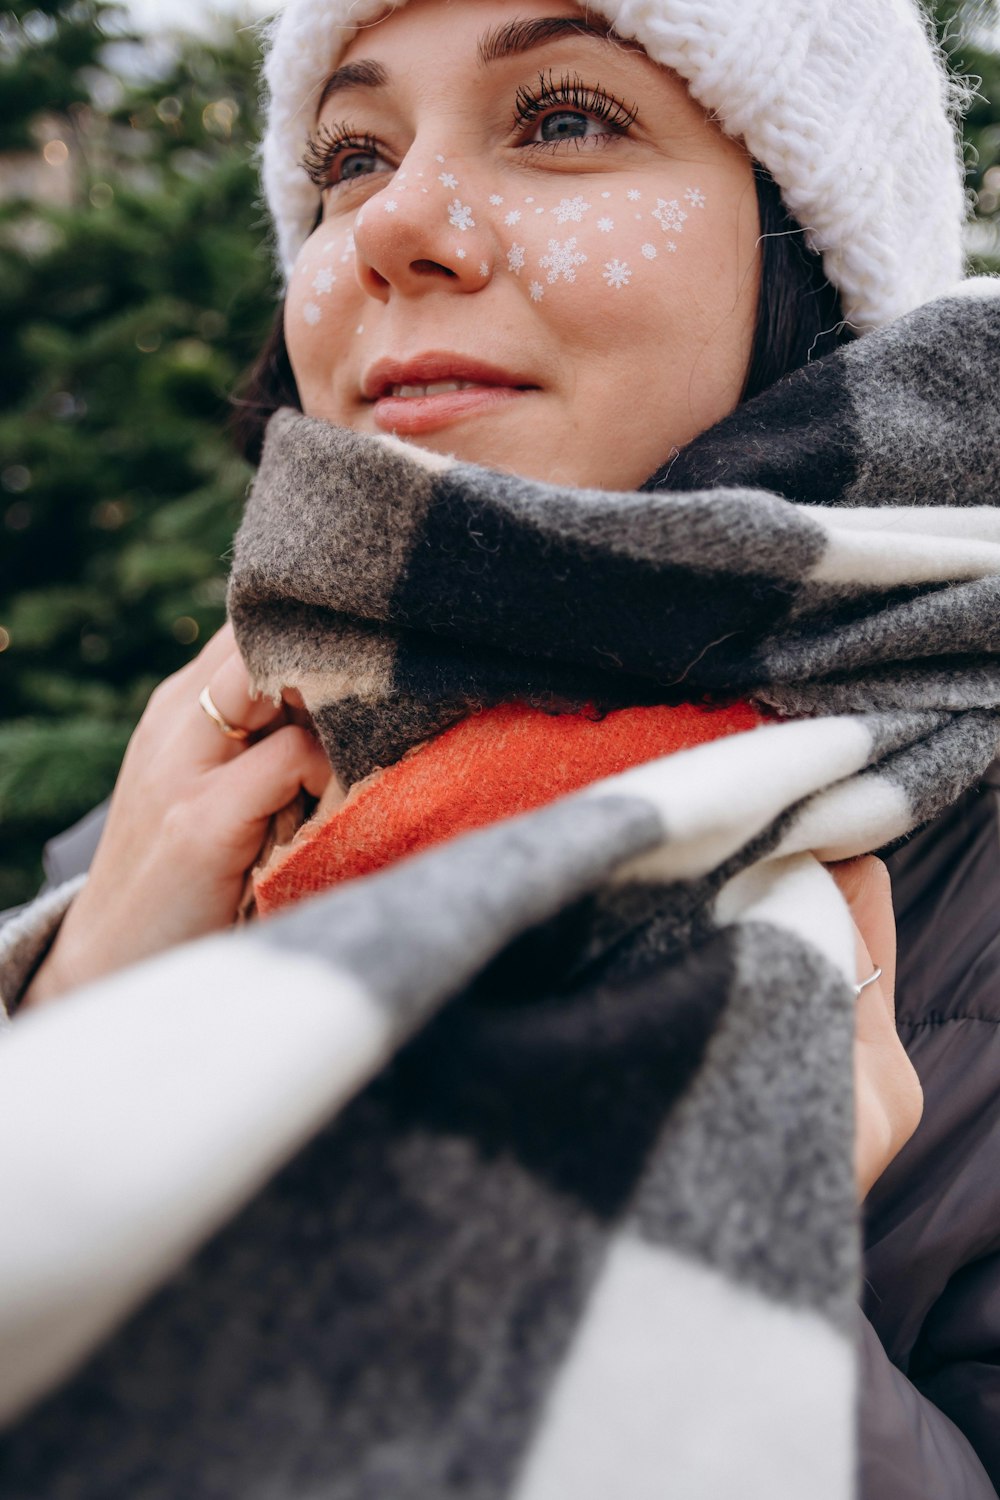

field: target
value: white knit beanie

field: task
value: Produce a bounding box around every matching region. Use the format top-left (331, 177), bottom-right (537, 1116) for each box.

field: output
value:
top-left (259, 0), bottom-right (970, 333)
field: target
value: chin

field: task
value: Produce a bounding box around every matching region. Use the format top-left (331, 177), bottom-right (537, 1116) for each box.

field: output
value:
top-left (392, 421), bottom-right (585, 485)
top-left (330, 406), bottom-right (620, 490)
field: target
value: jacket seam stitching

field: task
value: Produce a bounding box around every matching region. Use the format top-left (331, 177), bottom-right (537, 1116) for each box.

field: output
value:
top-left (897, 1014), bottom-right (1000, 1030)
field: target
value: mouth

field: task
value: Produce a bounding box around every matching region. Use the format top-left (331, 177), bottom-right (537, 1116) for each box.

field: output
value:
top-left (386, 379), bottom-right (486, 398)
top-left (362, 354), bottom-right (539, 436)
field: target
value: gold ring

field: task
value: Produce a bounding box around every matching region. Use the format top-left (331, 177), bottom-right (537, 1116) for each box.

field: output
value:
top-left (198, 684), bottom-right (251, 741)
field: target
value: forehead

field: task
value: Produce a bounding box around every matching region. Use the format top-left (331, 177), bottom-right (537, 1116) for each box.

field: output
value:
top-left (339, 0), bottom-right (618, 68)
top-left (321, 1), bottom-right (651, 124)
top-left (314, 0), bottom-right (737, 177)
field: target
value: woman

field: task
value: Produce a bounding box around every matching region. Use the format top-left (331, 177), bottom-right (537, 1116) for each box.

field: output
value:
top-left (1, 0), bottom-right (998, 1495)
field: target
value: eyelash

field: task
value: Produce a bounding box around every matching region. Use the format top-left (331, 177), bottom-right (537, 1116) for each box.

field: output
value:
top-left (512, 71), bottom-right (638, 141)
top-left (298, 72), bottom-right (638, 191)
top-left (299, 124), bottom-right (381, 190)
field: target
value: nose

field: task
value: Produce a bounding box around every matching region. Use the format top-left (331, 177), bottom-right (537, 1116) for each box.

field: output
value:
top-left (353, 151), bottom-right (496, 300)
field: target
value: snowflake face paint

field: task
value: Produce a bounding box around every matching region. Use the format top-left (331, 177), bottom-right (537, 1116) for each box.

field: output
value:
top-left (295, 144), bottom-right (704, 320)
top-left (284, 0), bottom-right (760, 490)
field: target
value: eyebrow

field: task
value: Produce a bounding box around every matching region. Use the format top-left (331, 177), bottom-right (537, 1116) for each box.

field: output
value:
top-left (315, 17), bottom-right (617, 114)
top-left (316, 59), bottom-right (389, 115)
top-left (476, 17), bottom-right (617, 66)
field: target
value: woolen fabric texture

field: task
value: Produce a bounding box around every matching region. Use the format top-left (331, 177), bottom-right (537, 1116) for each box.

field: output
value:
top-left (252, 700), bottom-right (764, 914)
top-left (258, 0), bottom-right (969, 331)
top-left (0, 280), bottom-right (997, 1498)
top-left (7, 761), bottom-right (1000, 1497)
top-left (228, 280), bottom-right (1000, 791)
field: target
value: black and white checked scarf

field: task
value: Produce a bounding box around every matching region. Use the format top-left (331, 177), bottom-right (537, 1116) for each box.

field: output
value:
top-left (1, 280), bottom-right (1000, 1499)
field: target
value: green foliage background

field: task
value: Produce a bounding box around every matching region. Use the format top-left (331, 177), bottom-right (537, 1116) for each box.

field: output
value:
top-left (1, 0), bottom-right (999, 907)
top-left (0, 0), bottom-right (275, 905)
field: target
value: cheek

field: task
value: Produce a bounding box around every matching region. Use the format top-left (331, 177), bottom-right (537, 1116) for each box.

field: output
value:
top-left (482, 182), bottom-right (714, 322)
top-left (488, 177), bottom-right (755, 430)
top-left (285, 223), bottom-right (362, 372)
top-left (477, 176), bottom-right (753, 452)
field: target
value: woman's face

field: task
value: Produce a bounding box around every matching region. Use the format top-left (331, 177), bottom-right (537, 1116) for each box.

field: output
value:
top-left (284, 0), bottom-right (761, 489)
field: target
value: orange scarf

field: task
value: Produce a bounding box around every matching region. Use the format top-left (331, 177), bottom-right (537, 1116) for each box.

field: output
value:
top-left (254, 699), bottom-right (762, 917)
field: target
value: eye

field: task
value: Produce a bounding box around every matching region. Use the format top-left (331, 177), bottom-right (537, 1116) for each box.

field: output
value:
top-left (532, 110), bottom-right (606, 144)
top-left (339, 146), bottom-right (384, 182)
top-left (513, 72), bottom-right (638, 149)
top-left (299, 125), bottom-right (393, 192)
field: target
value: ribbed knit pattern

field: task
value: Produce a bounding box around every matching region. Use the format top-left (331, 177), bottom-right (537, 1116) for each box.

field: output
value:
top-left (258, 0), bottom-right (969, 332)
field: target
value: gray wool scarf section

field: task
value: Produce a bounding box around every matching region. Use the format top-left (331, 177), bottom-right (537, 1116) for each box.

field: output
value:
top-left (1, 282), bottom-right (1000, 1499)
top-left (229, 282), bottom-right (1000, 786)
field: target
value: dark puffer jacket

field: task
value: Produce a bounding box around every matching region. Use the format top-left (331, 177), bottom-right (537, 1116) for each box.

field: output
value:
top-left (860, 760), bottom-right (1000, 1497)
top-left (5, 766), bottom-right (1000, 1499)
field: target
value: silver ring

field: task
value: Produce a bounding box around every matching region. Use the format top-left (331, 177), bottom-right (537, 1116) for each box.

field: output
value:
top-left (198, 684), bottom-right (251, 741)
top-left (853, 966), bottom-right (883, 998)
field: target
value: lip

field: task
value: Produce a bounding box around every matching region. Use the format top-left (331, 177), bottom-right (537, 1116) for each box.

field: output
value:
top-left (362, 352), bottom-right (539, 437)
top-left (362, 352), bottom-right (537, 402)
top-left (371, 386), bottom-right (529, 436)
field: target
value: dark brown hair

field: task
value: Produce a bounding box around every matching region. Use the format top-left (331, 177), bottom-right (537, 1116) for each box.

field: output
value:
top-left (228, 163), bottom-right (854, 466)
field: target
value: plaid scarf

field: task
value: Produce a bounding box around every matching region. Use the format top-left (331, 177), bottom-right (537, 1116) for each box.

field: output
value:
top-left (2, 281), bottom-right (1000, 1498)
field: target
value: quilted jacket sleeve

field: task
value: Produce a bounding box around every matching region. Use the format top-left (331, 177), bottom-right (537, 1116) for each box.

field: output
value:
top-left (0, 801), bottom-right (108, 1020)
top-left (0, 877), bottom-right (85, 1021)
top-left (866, 768), bottom-right (1000, 1499)
top-left (858, 1314), bottom-right (998, 1498)
top-left (907, 1250), bottom-right (1000, 1493)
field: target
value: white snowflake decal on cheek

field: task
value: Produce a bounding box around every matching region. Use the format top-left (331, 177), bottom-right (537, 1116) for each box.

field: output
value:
top-left (383, 199), bottom-right (398, 213)
top-left (303, 302), bottom-right (322, 325)
top-left (507, 243), bottom-right (526, 275)
top-left (652, 198), bottom-right (688, 234)
top-left (626, 188), bottom-right (641, 202)
top-left (504, 210), bottom-right (522, 226)
top-left (529, 280), bottom-right (544, 303)
top-left (448, 199), bottom-right (476, 231)
top-left (489, 194), bottom-right (504, 206)
top-left (684, 186), bottom-right (707, 208)
top-left (596, 217), bottom-right (614, 233)
top-left (551, 194), bottom-right (591, 225)
top-left (540, 237), bottom-right (587, 284)
top-left (312, 267), bottom-right (336, 293)
top-left (640, 243), bottom-right (657, 260)
top-left (479, 260), bottom-right (490, 278)
top-left (438, 171), bottom-right (458, 190)
top-left (602, 259), bottom-right (632, 289)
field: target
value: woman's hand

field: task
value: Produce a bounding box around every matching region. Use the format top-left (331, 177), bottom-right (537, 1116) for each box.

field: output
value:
top-left (22, 624), bottom-right (337, 1008)
top-left (827, 856), bottom-right (924, 1202)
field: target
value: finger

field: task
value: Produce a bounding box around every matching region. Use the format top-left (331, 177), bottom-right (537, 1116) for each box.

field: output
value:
top-left (177, 620), bottom-right (238, 684)
top-left (849, 922), bottom-right (893, 1043)
top-left (208, 725), bottom-right (334, 842)
top-left (827, 856), bottom-right (897, 1001)
top-left (147, 622), bottom-right (240, 713)
top-left (860, 856), bottom-right (897, 1003)
top-left (192, 650), bottom-right (284, 757)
